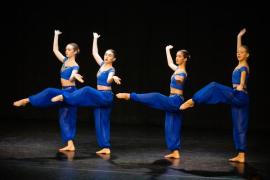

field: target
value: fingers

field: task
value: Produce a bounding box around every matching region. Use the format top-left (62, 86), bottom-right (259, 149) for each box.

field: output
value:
top-left (166, 45), bottom-right (173, 49)
top-left (93, 32), bottom-right (100, 38)
top-left (114, 77), bottom-right (121, 85)
top-left (55, 30), bottom-right (62, 35)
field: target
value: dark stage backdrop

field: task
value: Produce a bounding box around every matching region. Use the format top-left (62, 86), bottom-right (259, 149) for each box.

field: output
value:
top-left (2, 1), bottom-right (269, 130)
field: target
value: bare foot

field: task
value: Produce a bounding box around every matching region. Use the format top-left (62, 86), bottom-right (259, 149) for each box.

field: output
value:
top-left (51, 95), bottom-right (64, 102)
top-left (116, 93), bottom-right (130, 100)
top-left (96, 148), bottom-right (111, 155)
top-left (59, 140), bottom-right (75, 151)
top-left (229, 152), bottom-right (245, 163)
top-left (96, 153), bottom-right (111, 160)
top-left (179, 99), bottom-right (194, 110)
top-left (59, 146), bottom-right (75, 152)
top-left (164, 150), bottom-right (180, 159)
top-left (13, 98), bottom-right (29, 107)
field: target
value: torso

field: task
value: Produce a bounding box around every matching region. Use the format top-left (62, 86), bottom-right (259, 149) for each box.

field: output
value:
top-left (170, 69), bottom-right (187, 95)
top-left (97, 63), bottom-right (114, 91)
top-left (60, 58), bottom-right (79, 87)
top-left (232, 65), bottom-right (249, 89)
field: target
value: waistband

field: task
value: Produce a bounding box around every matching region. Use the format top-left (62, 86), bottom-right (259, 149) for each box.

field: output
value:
top-left (170, 93), bottom-right (184, 99)
top-left (62, 85), bottom-right (76, 89)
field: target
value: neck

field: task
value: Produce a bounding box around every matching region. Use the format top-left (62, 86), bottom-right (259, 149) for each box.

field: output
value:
top-left (177, 63), bottom-right (186, 70)
top-left (104, 62), bottom-right (113, 67)
top-left (238, 60), bottom-right (247, 66)
top-left (67, 56), bottom-right (76, 62)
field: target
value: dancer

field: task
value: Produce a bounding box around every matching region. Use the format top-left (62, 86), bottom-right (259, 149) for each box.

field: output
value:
top-left (51, 32), bottom-right (121, 155)
top-left (13, 30), bottom-right (83, 151)
top-left (116, 45), bottom-right (190, 159)
top-left (180, 28), bottom-right (249, 163)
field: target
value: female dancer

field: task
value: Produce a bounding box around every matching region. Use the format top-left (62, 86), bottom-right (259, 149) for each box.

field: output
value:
top-left (180, 28), bottom-right (249, 163)
top-left (116, 45), bottom-right (190, 159)
top-left (51, 32), bottom-right (121, 155)
top-left (13, 30), bottom-right (83, 151)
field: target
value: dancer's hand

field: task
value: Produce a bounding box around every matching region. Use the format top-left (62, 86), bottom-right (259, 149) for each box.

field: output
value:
top-left (166, 45), bottom-right (173, 50)
top-left (55, 30), bottom-right (62, 35)
top-left (93, 32), bottom-right (100, 39)
top-left (74, 73), bottom-right (84, 83)
top-left (237, 28), bottom-right (246, 38)
top-left (113, 76), bottom-right (121, 85)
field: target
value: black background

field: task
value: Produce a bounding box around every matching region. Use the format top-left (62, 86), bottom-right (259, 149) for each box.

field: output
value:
top-left (2, 1), bottom-right (269, 131)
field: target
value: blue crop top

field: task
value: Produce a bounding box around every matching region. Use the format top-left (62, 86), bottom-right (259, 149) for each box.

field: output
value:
top-left (232, 66), bottom-right (249, 86)
top-left (60, 57), bottom-right (79, 80)
top-left (97, 62), bottom-right (115, 86)
top-left (170, 72), bottom-right (187, 90)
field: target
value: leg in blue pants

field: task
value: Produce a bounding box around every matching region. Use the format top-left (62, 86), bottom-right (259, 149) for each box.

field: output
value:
top-left (94, 107), bottom-right (112, 148)
top-left (62, 86), bottom-right (114, 148)
top-left (29, 87), bottom-right (78, 143)
top-left (192, 82), bottom-right (249, 152)
top-left (131, 92), bottom-right (184, 151)
top-left (63, 86), bottom-right (113, 107)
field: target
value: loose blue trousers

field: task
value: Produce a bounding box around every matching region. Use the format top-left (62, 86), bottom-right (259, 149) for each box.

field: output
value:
top-left (193, 82), bottom-right (249, 152)
top-left (130, 92), bottom-right (184, 151)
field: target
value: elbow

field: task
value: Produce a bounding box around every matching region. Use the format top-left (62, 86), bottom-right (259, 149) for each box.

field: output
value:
top-left (107, 78), bottom-right (113, 84)
top-left (69, 76), bottom-right (75, 81)
top-left (92, 51), bottom-right (98, 56)
top-left (53, 48), bottom-right (58, 54)
top-left (168, 63), bottom-right (174, 68)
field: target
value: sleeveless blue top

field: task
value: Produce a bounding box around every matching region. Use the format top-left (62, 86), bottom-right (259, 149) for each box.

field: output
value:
top-left (97, 62), bottom-right (115, 86)
top-left (170, 72), bottom-right (187, 90)
top-left (60, 57), bottom-right (79, 80)
top-left (232, 66), bottom-right (249, 86)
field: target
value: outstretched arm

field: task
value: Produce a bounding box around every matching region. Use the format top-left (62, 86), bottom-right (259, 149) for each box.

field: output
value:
top-left (166, 45), bottom-right (178, 71)
top-left (92, 32), bottom-right (103, 66)
top-left (107, 71), bottom-right (121, 85)
top-left (237, 28), bottom-right (246, 50)
top-left (53, 30), bottom-right (65, 62)
top-left (69, 70), bottom-right (84, 83)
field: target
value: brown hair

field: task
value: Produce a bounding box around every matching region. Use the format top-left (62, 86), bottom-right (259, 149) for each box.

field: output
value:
top-left (178, 49), bottom-right (191, 60)
top-left (68, 43), bottom-right (80, 54)
top-left (241, 45), bottom-right (249, 54)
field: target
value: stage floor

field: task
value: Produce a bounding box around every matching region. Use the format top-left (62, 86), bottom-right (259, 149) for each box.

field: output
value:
top-left (0, 119), bottom-right (269, 179)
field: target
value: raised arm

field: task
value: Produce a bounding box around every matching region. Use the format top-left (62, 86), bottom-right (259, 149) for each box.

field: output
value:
top-left (53, 30), bottom-right (65, 62)
top-left (237, 28), bottom-right (246, 51)
top-left (166, 45), bottom-right (178, 71)
top-left (92, 32), bottom-right (103, 66)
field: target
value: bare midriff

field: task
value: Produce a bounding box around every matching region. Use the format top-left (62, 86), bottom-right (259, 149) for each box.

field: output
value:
top-left (97, 85), bottom-right (112, 91)
top-left (170, 87), bottom-right (183, 95)
top-left (61, 78), bottom-right (76, 87)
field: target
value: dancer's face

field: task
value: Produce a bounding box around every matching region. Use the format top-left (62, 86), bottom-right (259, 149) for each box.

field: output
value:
top-left (237, 46), bottom-right (249, 62)
top-left (65, 44), bottom-right (77, 58)
top-left (176, 51), bottom-right (187, 65)
top-left (104, 50), bottom-right (116, 64)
